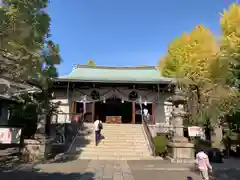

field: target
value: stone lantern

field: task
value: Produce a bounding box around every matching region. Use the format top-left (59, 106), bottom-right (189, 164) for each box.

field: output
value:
top-left (167, 88), bottom-right (195, 163)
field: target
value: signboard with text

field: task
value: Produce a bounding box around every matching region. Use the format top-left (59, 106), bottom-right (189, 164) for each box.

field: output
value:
top-left (0, 127), bottom-right (22, 144)
top-left (188, 126), bottom-right (203, 137)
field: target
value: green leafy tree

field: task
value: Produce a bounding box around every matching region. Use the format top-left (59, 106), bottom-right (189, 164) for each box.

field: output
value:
top-left (0, 0), bottom-right (51, 81)
top-left (3, 0), bottom-right (62, 137)
top-left (87, 59), bottom-right (96, 66)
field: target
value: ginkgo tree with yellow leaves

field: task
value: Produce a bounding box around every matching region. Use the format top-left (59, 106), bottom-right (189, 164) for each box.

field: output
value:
top-left (219, 3), bottom-right (240, 145)
top-left (220, 3), bottom-right (240, 89)
top-left (159, 24), bottom-right (239, 127)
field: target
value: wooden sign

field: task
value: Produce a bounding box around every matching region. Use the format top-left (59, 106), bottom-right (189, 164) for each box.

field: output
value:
top-left (0, 127), bottom-right (22, 144)
top-left (188, 126), bottom-right (203, 137)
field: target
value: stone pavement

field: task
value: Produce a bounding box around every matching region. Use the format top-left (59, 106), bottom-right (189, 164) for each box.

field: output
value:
top-left (0, 159), bottom-right (240, 180)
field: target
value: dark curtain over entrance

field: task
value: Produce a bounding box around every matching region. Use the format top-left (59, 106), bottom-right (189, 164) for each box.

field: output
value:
top-left (95, 98), bottom-right (132, 123)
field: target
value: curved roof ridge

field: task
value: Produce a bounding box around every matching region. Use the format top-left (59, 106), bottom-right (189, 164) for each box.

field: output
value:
top-left (56, 64), bottom-right (174, 84)
top-left (74, 65), bottom-right (157, 70)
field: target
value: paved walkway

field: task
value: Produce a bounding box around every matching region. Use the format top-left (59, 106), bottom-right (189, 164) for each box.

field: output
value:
top-left (1, 159), bottom-right (240, 180)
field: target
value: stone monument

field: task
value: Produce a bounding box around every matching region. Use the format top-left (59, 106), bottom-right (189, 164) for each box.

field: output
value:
top-left (167, 88), bottom-right (195, 163)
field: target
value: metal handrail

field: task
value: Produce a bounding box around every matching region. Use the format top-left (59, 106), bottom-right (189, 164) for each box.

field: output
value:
top-left (142, 116), bottom-right (156, 156)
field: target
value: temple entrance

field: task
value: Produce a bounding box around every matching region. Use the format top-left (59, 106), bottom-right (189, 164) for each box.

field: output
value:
top-left (95, 98), bottom-right (132, 123)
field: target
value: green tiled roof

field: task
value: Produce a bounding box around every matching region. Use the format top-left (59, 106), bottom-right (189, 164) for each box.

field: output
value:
top-left (58, 65), bottom-right (173, 84)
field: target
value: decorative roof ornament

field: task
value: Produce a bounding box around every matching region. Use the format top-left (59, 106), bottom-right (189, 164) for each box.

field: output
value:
top-left (128, 90), bottom-right (138, 101)
top-left (91, 90), bottom-right (100, 100)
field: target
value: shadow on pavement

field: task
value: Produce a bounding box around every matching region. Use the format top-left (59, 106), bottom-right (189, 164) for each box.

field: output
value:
top-left (0, 155), bottom-right (22, 171)
top-left (209, 169), bottom-right (240, 180)
top-left (0, 167), bottom-right (95, 180)
top-left (190, 167), bottom-right (240, 180)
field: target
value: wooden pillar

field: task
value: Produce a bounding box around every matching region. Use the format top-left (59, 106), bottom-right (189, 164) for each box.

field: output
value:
top-left (70, 101), bottom-right (75, 122)
top-left (71, 102), bottom-right (75, 113)
top-left (132, 102), bottom-right (135, 124)
top-left (152, 103), bottom-right (155, 124)
top-left (92, 102), bottom-right (95, 122)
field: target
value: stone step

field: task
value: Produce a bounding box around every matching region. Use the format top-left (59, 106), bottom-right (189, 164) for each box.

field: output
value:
top-left (99, 140), bottom-right (147, 144)
top-left (78, 155), bottom-right (156, 160)
top-left (79, 129), bottom-right (144, 132)
top-left (100, 123), bottom-right (142, 126)
top-left (75, 139), bottom-right (147, 144)
top-left (76, 144), bottom-right (149, 152)
top-left (101, 125), bottom-right (143, 128)
top-left (73, 123), bottom-right (151, 159)
top-left (74, 142), bottom-right (148, 149)
top-left (101, 130), bottom-right (144, 133)
top-left (97, 132), bottom-right (144, 134)
top-left (99, 130), bottom-right (144, 133)
top-left (77, 133), bottom-right (145, 138)
top-left (73, 150), bottom-right (150, 156)
top-left (76, 143), bottom-right (149, 148)
top-left (84, 125), bottom-right (143, 129)
top-left (93, 146), bottom-right (148, 150)
top-left (75, 137), bottom-right (147, 142)
top-left (100, 134), bottom-right (145, 137)
top-left (77, 141), bottom-right (148, 145)
top-left (76, 150), bottom-right (150, 155)
top-left (73, 140), bottom-right (149, 146)
top-left (78, 151), bottom-right (150, 157)
top-left (101, 127), bottom-right (143, 130)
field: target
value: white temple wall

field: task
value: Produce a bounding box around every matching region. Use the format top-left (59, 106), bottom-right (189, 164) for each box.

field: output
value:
top-left (51, 89), bottom-right (71, 123)
top-left (52, 87), bottom-right (173, 125)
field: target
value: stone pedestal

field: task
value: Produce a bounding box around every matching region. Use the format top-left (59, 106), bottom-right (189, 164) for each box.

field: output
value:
top-left (21, 135), bottom-right (53, 163)
top-left (167, 139), bottom-right (195, 163)
top-left (167, 108), bottom-right (195, 163)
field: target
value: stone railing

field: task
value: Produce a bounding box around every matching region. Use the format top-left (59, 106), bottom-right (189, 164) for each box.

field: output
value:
top-left (142, 116), bottom-right (156, 156)
top-left (147, 123), bottom-right (174, 137)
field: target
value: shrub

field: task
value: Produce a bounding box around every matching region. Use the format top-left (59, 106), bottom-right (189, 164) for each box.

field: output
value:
top-left (154, 135), bottom-right (168, 157)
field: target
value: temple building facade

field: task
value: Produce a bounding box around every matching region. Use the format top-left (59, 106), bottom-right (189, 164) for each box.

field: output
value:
top-left (52, 65), bottom-right (175, 126)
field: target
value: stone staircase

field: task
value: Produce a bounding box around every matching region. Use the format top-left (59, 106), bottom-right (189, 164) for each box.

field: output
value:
top-left (68, 123), bottom-right (155, 160)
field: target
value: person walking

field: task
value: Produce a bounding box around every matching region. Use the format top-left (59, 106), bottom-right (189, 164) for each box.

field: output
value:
top-left (143, 107), bottom-right (150, 122)
top-left (93, 116), bottom-right (103, 146)
top-left (195, 149), bottom-right (213, 180)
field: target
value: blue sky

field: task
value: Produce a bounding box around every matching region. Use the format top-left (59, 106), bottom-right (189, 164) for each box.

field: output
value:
top-left (48, 0), bottom-right (236, 75)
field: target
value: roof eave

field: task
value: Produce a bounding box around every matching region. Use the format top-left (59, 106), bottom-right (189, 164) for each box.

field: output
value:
top-left (0, 94), bottom-right (19, 102)
top-left (53, 78), bottom-right (175, 84)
